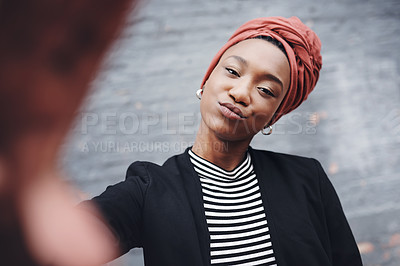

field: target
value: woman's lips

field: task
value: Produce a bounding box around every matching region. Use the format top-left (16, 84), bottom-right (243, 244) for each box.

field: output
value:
top-left (218, 102), bottom-right (247, 120)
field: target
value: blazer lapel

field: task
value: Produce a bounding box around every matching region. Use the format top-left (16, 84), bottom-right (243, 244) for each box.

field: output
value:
top-left (249, 147), bottom-right (287, 266)
top-left (176, 148), bottom-right (210, 265)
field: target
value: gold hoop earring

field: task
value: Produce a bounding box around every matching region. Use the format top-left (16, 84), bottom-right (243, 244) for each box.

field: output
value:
top-left (196, 88), bottom-right (203, 100)
top-left (261, 125), bottom-right (272, 135)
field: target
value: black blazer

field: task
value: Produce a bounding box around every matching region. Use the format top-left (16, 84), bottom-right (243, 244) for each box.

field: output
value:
top-left (87, 147), bottom-right (362, 266)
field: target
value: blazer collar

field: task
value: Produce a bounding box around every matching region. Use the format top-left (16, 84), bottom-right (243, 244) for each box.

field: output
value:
top-left (248, 147), bottom-right (286, 266)
top-left (175, 147), bottom-right (211, 265)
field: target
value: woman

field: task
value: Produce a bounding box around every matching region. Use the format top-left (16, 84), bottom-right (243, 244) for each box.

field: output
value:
top-left (83, 17), bottom-right (363, 265)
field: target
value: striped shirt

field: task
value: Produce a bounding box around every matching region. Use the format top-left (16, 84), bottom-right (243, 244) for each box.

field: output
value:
top-left (189, 149), bottom-right (277, 266)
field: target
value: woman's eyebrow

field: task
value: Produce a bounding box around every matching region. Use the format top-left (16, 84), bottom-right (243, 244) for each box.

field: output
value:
top-left (264, 73), bottom-right (284, 92)
top-left (227, 55), bottom-right (284, 92)
top-left (227, 55), bottom-right (248, 66)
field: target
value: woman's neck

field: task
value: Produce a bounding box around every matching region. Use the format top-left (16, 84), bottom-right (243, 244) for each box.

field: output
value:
top-left (192, 123), bottom-right (252, 171)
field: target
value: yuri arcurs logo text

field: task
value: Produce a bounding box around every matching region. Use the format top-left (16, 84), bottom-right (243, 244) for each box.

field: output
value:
top-left (79, 141), bottom-right (194, 153)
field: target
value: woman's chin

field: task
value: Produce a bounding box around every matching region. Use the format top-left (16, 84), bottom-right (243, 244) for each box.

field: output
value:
top-left (213, 128), bottom-right (256, 143)
top-left (200, 116), bottom-right (258, 142)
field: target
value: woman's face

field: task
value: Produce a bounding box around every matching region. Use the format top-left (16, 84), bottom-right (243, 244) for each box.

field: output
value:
top-left (200, 38), bottom-right (290, 142)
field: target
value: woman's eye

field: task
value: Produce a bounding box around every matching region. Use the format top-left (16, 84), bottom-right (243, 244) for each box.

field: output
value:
top-left (226, 67), bottom-right (239, 77)
top-left (258, 87), bottom-right (275, 97)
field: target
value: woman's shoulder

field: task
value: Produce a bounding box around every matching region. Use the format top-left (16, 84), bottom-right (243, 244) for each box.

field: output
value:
top-left (249, 147), bottom-right (324, 178)
top-left (249, 146), bottom-right (318, 164)
top-left (125, 151), bottom-right (189, 179)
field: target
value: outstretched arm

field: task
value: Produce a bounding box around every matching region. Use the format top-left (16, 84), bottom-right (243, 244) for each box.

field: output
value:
top-left (0, 0), bottom-right (140, 264)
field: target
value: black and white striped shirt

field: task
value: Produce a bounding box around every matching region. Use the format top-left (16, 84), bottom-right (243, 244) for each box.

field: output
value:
top-left (189, 149), bottom-right (277, 266)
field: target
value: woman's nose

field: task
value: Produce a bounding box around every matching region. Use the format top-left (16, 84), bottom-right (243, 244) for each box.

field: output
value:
top-left (229, 83), bottom-right (251, 106)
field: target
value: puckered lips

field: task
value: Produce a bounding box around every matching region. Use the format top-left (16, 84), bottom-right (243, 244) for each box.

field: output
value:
top-left (218, 101), bottom-right (247, 120)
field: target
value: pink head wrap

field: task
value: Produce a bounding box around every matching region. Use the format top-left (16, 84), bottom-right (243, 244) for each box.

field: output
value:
top-left (200, 16), bottom-right (322, 125)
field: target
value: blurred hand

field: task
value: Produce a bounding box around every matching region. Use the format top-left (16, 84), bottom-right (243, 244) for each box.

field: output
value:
top-left (0, 0), bottom-right (140, 265)
top-left (19, 173), bottom-right (119, 266)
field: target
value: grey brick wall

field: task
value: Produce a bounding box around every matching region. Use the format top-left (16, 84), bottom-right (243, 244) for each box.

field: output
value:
top-left (61, 0), bottom-right (400, 265)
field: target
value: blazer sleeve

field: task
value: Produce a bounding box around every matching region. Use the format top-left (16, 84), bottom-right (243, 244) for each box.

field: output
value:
top-left (80, 162), bottom-right (150, 254)
top-left (315, 159), bottom-right (363, 266)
